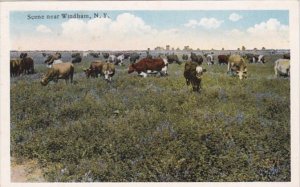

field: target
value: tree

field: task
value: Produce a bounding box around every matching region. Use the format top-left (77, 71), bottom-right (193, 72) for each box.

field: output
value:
top-left (237, 48), bottom-right (240, 51)
top-left (222, 48), bottom-right (224, 50)
top-left (262, 47), bottom-right (266, 50)
top-left (242, 46), bottom-right (246, 51)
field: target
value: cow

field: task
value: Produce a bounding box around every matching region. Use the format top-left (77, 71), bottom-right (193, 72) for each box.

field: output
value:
top-left (10, 59), bottom-right (21, 77)
top-left (184, 61), bottom-right (206, 92)
top-left (204, 54), bottom-right (214, 65)
top-left (227, 55), bottom-right (247, 80)
top-left (274, 59), bottom-right (290, 77)
top-left (89, 52), bottom-right (100, 58)
top-left (102, 52), bottom-right (110, 59)
top-left (19, 53), bottom-right (34, 74)
top-left (116, 54), bottom-right (125, 66)
top-left (108, 54), bottom-right (117, 64)
top-left (129, 53), bottom-right (140, 64)
top-left (190, 52), bottom-right (203, 65)
top-left (41, 62), bottom-right (74, 86)
top-left (71, 53), bottom-right (82, 64)
top-left (218, 54), bottom-right (230, 65)
top-left (283, 53), bottom-right (290, 60)
top-left (128, 57), bottom-right (168, 77)
top-left (102, 63), bottom-right (115, 82)
top-left (167, 54), bottom-right (181, 64)
top-left (84, 61), bottom-right (104, 78)
top-left (258, 55), bottom-right (265, 64)
top-left (44, 52), bottom-right (62, 67)
top-left (182, 54), bottom-right (189, 61)
top-left (243, 53), bottom-right (259, 63)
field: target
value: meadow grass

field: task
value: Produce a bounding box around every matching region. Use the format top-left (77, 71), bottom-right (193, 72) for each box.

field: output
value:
top-left (10, 59), bottom-right (290, 182)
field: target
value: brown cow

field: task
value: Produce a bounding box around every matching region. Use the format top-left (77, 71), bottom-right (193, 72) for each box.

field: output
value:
top-left (102, 63), bottom-right (115, 82)
top-left (218, 54), bottom-right (230, 65)
top-left (128, 57), bottom-right (168, 77)
top-left (184, 61), bottom-right (206, 92)
top-left (41, 62), bottom-right (74, 86)
top-left (10, 59), bottom-right (21, 77)
top-left (227, 55), bottom-right (247, 80)
top-left (84, 61), bottom-right (104, 78)
top-left (20, 53), bottom-right (34, 74)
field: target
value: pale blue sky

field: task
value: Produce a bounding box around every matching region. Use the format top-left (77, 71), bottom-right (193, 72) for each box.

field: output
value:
top-left (10, 10), bottom-right (289, 50)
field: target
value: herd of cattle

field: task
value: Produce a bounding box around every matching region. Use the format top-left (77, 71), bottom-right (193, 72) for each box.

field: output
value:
top-left (10, 51), bottom-right (290, 92)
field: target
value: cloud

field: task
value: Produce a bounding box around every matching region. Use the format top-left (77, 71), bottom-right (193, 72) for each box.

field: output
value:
top-left (184, 17), bottom-right (223, 29)
top-left (247, 18), bottom-right (288, 34)
top-left (229, 13), bottom-right (243, 22)
top-left (198, 18), bottom-right (223, 29)
top-left (36, 25), bottom-right (52, 33)
top-left (184, 19), bottom-right (198, 28)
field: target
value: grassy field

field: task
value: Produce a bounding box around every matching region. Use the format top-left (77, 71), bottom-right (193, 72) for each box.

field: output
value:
top-left (10, 55), bottom-right (290, 182)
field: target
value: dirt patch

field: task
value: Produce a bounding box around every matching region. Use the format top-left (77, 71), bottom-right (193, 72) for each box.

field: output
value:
top-left (11, 158), bottom-right (46, 182)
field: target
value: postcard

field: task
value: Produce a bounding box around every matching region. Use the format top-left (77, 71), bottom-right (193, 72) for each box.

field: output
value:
top-left (0, 1), bottom-right (299, 187)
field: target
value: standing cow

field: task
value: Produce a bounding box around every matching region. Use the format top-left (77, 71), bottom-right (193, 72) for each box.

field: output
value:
top-left (184, 61), bottom-right (206, 92)
top-left (20, 53), bottom-right (34, 74)
top-left (128, 57), bottom-right (168, 77)
top-left (218, 54), bottom-right (230, 65)
top-left (10, 59), bottom-right (21, 77)
top-left (227, 54), bottom-right (247, 80)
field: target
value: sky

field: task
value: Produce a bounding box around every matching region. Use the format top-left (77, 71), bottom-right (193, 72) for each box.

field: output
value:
top-left (10, 10), bottom-right (289, 50)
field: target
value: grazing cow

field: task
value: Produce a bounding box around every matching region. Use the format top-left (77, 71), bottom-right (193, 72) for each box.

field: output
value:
top-left (283, 53), bottom-right (290, 59)
top-left (258, 55), bottom-right (265, 63)
top-left (129, 53), bottom-right (140, 64)
top-left (218, 54), bottom-right (230, 65)
top-left (190, 52), bottom-right (203, 65)
top-left (10, 59), bottom-right (21, 77)
top-left (184, 61), bottom-right (206, 92)
top-left (89, 52), bottom-right (100, 58)
top-left (20, 53), bottom-right (34, 74)
top-left (128, 57), bottom-right (168, 77)
top-left (44, 52), bottom-right (62, 67)
top-left (274, 59), bottom-right (290, 77)
top-left (227, 55), bottom-right (247, 80)
top-left (102, 63), bottom-right (115, 82)
top-left (167, 54), bottom-right (181, 64)
top-left (205, 54), bottom-right (214, 65)
top-left (41, 62), bottom-right (74, 86)
top-left (84, 61), bottom-right (104, 78)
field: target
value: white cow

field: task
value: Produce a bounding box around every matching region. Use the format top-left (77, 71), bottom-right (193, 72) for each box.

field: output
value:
top-left (274, 59), bottom-right (290, 77)
top-left (258, 55), bottom-right (265, 63)
top-left (116, 54), bottom-right (125, 66)
top-left (206, 54), bottom-right (214, 65)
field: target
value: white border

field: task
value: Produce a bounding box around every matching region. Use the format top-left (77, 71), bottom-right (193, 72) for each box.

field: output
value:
top-left (1, 1), bottom-right (299, 187)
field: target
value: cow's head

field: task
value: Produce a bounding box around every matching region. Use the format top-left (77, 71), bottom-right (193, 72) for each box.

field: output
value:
top-left (236, 66), bottom-right (247, 80)
top-left (195, 66), bottom-right (207, 79)
top-left (128, 64), bottom-right (135, 74)
top-left (40, 69), bottom-right (55, 86)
